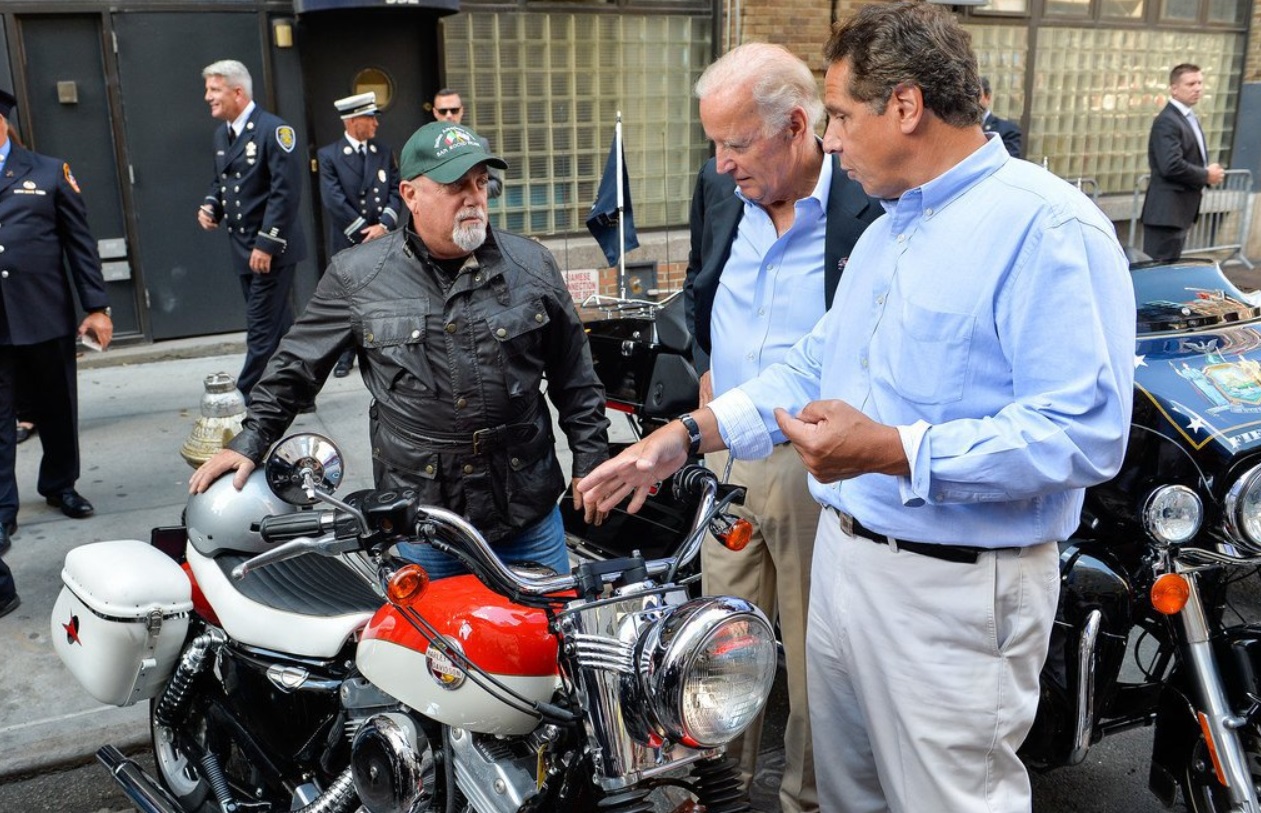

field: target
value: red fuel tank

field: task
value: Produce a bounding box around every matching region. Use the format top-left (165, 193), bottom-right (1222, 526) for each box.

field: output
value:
top-left (356, 575), bottom-right (561, 735)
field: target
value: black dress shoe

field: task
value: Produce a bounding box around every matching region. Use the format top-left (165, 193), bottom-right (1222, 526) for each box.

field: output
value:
top-left (333, 360), bottom-right (353, 378)
top-left (0, 594), bottom-right (20, 619)
top-left (14, 423), bottom-right (34, 444)
top-left (46, 489), bottom-right (95, 519)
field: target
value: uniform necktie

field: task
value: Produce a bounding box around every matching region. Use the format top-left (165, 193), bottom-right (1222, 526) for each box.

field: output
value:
top-left (357, 144), bottom-right (367, 174)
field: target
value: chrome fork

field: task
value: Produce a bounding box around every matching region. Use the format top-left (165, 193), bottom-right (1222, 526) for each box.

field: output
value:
top-left (1179, 566), bottom-right (1261, 812)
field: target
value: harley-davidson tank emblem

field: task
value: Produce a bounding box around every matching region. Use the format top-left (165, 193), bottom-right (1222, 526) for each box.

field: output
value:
top-left (426, 636), bottom-right (467, 690)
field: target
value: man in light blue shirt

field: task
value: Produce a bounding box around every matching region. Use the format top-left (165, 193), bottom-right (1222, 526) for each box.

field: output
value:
top-left (684, 43), bottom-right (879, 813)
top-left (581, 3), bottom-right (1136, 810)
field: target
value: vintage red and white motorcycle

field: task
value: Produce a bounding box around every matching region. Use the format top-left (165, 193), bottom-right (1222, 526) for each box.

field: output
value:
top-left (51, 433), bottom-right (775, 813)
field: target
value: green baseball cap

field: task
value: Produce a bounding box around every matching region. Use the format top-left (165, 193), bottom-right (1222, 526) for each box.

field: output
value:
top-left (399, 121), bottom-right (508, 182)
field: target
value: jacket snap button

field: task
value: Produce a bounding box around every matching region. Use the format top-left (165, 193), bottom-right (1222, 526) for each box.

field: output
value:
top-left (511, 457), bottom-right (521, 467)
top-left (456, 398), bottom-right (467, 409)
top-left (463, 464), bottom-right (474, 474)
top-left (535, 313), bottom-right (544, 323)
top-left (496, 328), bottom-right (507, 338)
top-left (411, 329), bottom-right (420, 339)
top-left (445, 323), bottom-right (457, 334)
top-left (365, 332), bottom-right (374, 342)
top-left (425, 464), bottom-right (435, 474)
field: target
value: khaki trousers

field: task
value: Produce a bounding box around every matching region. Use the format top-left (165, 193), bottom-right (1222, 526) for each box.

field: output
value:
top-left (702, 445), bottom-right (819, 813)
top-left (808, 509), bottom-right (1059, 813)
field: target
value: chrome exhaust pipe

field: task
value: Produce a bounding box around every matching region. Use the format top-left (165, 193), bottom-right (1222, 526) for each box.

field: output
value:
top-left (97, 744), bottom-right (183, 813)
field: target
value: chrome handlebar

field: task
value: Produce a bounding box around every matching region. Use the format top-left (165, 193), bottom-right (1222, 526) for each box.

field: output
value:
top-left (234, 465), bottom-right (726, 598)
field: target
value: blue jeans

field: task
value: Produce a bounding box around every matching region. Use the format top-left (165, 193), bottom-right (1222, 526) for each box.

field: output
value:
top-left (395, 504), bottom-right (569, 580)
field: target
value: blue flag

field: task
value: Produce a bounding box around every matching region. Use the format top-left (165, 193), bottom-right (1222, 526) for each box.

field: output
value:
top-left (586, 136), bottom-right (639, 267)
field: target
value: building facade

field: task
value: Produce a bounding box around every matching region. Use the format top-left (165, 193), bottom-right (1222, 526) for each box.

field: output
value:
top-left (0, 0), bottom-right (1257, 344)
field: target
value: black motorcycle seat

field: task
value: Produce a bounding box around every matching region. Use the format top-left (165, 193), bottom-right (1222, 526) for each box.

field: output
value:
top-left (216, 553), bottom-right (381, 617)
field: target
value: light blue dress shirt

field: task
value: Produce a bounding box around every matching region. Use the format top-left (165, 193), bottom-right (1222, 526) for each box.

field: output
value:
top-left (709, 156), bottom-right (831, 397)
top-left (710, 136), bottom-right (1137, 547)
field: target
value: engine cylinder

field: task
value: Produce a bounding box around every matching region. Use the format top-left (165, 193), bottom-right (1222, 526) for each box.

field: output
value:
top-left (350, 713), bottom-right (435, 813)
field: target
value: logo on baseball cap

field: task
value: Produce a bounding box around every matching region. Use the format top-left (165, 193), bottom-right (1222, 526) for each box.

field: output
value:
top-left (399, 121), bottom-right (507, 183)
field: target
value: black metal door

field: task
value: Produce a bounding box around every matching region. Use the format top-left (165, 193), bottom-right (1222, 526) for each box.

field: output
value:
top-left (112, 11), bottom-right (264, 341)
top-left (297, 9), bottom-right (440, 266)
top-left (18, 15), bottom-right (139, 336)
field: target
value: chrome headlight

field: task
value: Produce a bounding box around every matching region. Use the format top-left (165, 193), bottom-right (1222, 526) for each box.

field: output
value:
top-left (1225, 464), bottom-right (1261, 554)
top-left (635, 596), bottom-right (776, 748)
top-left (1142, 485), bottom-right (1202, 545)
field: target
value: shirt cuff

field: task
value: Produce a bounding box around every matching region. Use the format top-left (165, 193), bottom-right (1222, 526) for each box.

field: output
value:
top-left (897, 420), bottom-right (931, 507)
top-left (709, 388), bottom-right (775, 461)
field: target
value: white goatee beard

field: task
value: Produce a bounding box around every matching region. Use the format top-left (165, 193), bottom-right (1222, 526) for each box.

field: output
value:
top-left (452, 207), bottom-right (487, 252)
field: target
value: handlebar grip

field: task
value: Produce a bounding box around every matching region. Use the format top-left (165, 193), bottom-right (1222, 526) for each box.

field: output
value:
top-left (257, 511), bottom-right (331, 543)
top-left (672, 464), bottom-right (718, 500)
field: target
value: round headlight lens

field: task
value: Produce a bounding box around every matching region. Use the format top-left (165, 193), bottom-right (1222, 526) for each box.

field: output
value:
top-left (1142, 485), bottom-right (1202, 545)
top-left (637, 597), bottom-right (777, 748)
top-left (1225, 464), bottom-right (1261, 553)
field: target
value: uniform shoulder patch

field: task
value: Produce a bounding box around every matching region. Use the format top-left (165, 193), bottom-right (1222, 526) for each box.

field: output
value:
top-left (276, 126), bottom-right (296, 153)
top-left (63, 163), bottom-right (81, 194)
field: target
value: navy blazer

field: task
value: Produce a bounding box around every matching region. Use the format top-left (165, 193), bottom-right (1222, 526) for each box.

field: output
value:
top-left (202, 106), bottom-right (308, 272)
top-left (1141, 102), bottom-right (1211, 230)
top-left (983, 113), bottom-right (1023, 159)
top-left (0, 146), bottom-right (108, 345)
top-left (684, 154), bottom-right (882, 367)
top-left (316, 136), bottom-right (403, 255)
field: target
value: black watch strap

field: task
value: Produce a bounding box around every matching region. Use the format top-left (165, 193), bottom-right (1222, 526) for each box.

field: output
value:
top-left (679, 413), bottom-right (702, 457)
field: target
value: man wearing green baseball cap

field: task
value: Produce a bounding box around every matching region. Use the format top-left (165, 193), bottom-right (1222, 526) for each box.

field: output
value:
top-left (191, 121), bottom-right (610, 578)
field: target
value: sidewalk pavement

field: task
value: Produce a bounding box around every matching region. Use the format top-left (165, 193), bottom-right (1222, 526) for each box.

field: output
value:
top-left (0, 333), bottom-right (394, 779)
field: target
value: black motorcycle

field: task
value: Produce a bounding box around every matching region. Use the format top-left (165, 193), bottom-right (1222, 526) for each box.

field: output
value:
top-left (1022, 257), bottom-right (1261, 812)
top-left (561, 291), bottom-right (714, 565)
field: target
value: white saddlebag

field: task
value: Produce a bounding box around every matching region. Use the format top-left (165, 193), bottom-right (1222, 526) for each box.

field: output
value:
top-left (51, 539), bottom-right (193, 706)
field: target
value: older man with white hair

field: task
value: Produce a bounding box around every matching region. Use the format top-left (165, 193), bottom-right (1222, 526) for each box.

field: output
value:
top-left (197, 59), bottom-right (308, 401)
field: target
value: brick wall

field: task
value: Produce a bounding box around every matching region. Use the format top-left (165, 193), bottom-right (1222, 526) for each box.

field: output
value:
top-left (734, 0), bottom-right (870, 75)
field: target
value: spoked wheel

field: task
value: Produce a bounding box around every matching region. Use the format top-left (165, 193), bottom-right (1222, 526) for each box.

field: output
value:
top-left (1182, 723), bottom-right (1261, 812)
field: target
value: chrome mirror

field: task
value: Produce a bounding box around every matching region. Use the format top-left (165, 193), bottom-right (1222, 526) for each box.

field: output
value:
top-left (265, 434), bottom-right (344, 505)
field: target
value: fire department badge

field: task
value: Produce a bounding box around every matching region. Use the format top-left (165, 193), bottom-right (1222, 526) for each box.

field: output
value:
top-left (63, 163), bottom-right (81, 194)
top-left (276, 125), bottom-right (296, 153)
top-left (377, 168), bottom-right (387, 183)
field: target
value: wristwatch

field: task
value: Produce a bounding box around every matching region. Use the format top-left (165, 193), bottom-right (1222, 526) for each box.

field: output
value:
top-left (679, 413), bottom-right (702, 457)
top-left (90, 307), bottom-right (112, 317)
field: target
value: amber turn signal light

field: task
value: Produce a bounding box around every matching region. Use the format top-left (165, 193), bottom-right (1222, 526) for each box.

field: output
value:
top-left (1151, 572), bottom-right (1190, 615)
top-left (720, 518), bottom-right (754, 552)
top-left (387, 564), bottom-right (431, 604)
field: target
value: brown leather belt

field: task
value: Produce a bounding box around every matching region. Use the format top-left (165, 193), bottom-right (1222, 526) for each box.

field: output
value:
top-left (836, 510), bottom-right (1018, 565)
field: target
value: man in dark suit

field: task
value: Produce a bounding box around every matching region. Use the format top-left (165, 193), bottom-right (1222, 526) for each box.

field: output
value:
top-left (316, 92), bottom-right (402, 377)
top-left (0, 89), bottom-right (114, 615)
top-left (980, 76), bottom-right (1022, 159)
top-left (432, 88), bottom-right (503, 199)
top-left (1141, 63), bottom-right (1226, 261)
top-left (684, 43), bottom-right (880, 813)
top-left (197, 59), bottom-right (307, 401)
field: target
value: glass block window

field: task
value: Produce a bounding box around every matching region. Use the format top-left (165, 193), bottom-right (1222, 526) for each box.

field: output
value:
top-left (1027, 26), bottom-right (1243, 195)
top-left (443, 11), bottom-right (711, 237)
top-left (966, 23), bottom-right (1028, 123)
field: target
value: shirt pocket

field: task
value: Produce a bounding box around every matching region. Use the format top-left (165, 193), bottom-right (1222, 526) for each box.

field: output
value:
top-left (361, 309), bottom-right (436, 397)
top-left (486, 299), bottom-right (551, 398)
top-left (888, 299), bottom-right (975, 405)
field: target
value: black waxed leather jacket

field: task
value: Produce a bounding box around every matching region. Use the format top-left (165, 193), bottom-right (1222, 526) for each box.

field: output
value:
top-left (228, 226), bottom-right (609, 543)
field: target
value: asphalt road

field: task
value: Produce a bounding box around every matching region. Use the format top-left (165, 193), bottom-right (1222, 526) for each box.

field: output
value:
top-left (0, 711), bottom-right (1178, 813)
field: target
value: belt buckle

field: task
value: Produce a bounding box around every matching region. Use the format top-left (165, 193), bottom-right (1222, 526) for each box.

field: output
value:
top-left (838, 511), bottom-right (854, 537)
top-left (472, 428), bottom-right (492, 456)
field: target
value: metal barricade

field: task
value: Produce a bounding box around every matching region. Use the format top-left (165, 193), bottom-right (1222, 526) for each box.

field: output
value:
top-left (1062, 177), bottom-right (1101, 202)
top-left (1129, 169), bottom-right (1254, 269)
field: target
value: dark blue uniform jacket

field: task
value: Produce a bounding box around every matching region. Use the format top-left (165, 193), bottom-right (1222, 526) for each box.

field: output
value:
top-left (202, 105), bottom-right (308, 271)
top-left (0, 146), bottom-right (108, 345)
